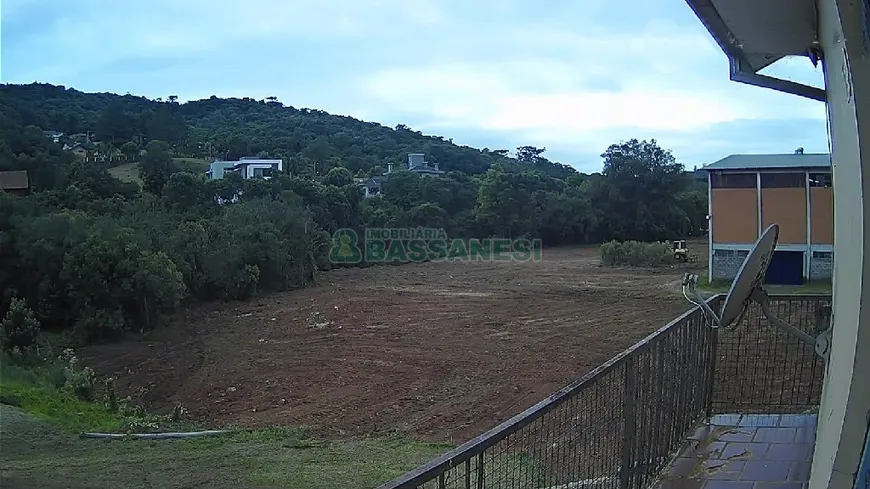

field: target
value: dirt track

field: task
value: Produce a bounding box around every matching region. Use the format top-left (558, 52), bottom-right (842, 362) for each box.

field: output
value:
top-left (81, 244), bottom-right (708, 443)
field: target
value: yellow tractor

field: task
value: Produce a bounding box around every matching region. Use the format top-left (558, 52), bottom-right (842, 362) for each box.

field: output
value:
top-left (673, 240), bottom-right (696, 262)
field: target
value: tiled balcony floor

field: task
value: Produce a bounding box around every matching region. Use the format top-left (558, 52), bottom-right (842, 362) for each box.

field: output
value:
top-left (657, 414), bottom-right (817, 489)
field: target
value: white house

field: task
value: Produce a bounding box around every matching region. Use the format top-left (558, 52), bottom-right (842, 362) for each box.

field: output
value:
top-left (206, 157), bottom-right (283, 180)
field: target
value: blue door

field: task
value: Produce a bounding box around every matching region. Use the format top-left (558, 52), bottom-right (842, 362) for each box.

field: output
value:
top-left (765, 251), bottom-right (804, 286)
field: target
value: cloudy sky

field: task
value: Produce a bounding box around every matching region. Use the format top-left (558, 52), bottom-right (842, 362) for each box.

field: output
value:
top-left (3, 0), bottom-right (830, 172)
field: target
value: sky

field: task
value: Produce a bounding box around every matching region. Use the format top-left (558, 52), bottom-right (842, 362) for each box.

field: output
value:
top-left (2, 0), bottom-right (830, 172)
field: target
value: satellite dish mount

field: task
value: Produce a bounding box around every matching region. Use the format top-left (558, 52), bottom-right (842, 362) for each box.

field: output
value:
top-left (681, 224), bottom-right (833, 362)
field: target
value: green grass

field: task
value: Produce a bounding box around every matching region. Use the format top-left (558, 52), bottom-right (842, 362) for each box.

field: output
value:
top-left (107, 162), bottom-right (142, 184)
top-left (0, 406), bottom-right (451, 489)
top-left (172, 157), bottom-right (210, 174)
top-left (0, 356), bottom-right (453, 489)
top-left (108, 158), bottom-right (209, 186)
top-left (699, 278), bottom-right (832, 295)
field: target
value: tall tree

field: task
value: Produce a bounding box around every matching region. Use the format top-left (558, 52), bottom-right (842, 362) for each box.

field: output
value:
top-left (139, 140), bottom-right (178, 194)
top-left (597, 139), bottom-right (690, 241)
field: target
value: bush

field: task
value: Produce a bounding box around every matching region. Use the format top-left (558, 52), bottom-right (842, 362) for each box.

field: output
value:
top-left (600, 240), bottom-right (673, 267)
top-left (0, 297), bottom-right (42, 362)
top-left (59, 348), bottom-right (96, 401)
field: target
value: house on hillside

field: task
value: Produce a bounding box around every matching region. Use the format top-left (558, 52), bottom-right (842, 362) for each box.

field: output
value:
top-left (356, 176), bottom-right (387, 198)
top-left (206, 157), bottom-right (283, 180)
top-left (701, 149), bottom-right (832, 285)
top-left (66, 133), bottom-right (92, 145)
top-left (388, 153), bottom-right (444, 176)
top-left (43, 130), bottom-right (64, 143)
top-left (64, 142), bottom-right (94, 161)
top-left (356, 153), bottom-right (444, 198)
top-left (0, 170), bottom-right (30, 196)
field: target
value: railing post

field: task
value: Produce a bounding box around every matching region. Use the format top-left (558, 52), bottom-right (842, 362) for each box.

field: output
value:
top-left (621, 356), bottom-right (637, 489)
top-left (704, 297), bottom-right (721, 418)
top-left (706, 326), bottom-right (719, 418)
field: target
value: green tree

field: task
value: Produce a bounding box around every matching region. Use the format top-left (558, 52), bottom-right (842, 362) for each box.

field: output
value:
top-left (0, 297), bottom-right (41, 359)
top-left (323, 167), bottom-right (354, 187)
top-left (120, 141), bottom-right (140, 161)
top-left (139, 140), bottom-right (178, 194)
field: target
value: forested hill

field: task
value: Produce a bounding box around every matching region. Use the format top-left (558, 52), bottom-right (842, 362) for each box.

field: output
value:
top-left (0, 82), bottom-right (576, 178)
top-left (0, 81), bottom-right (707, 347)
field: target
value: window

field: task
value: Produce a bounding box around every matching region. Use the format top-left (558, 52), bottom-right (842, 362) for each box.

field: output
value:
top-left (809, 173), bottom-right (832, 188)
top-left (760, 172), bottom-right (806, 188)
top-left (710, 172), bottom-right (756, 189)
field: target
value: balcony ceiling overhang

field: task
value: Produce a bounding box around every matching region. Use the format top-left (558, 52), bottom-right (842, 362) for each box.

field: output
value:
top-left (685, 0), bottom-right (826, 101)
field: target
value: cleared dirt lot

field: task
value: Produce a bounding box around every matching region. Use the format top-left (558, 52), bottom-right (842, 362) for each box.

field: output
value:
top-left (81, 243), bottom-right (708, 443)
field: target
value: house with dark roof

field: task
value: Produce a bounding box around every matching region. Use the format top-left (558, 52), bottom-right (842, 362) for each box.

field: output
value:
top-left (356, 176), bottom-right (387, 198)
top-left (700, 149), bottom-right (832, 285)
top-left (0, 170), bottom-right (30, 196)
top-left (356, 153), bottom-right (444, 198)
top-left (64, 142), bottom-right (94, 161)
top-left (387, 153), bottom-right (444, 176)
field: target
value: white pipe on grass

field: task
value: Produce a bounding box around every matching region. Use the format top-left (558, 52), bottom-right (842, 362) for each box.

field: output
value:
top-left (81, 430), bottom-right (228, 440)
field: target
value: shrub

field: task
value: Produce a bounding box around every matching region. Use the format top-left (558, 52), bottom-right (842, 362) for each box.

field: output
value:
top-left (59, 348), bottom-right (96, 401)
top-left (226, 264), bottom-right (260, 300)
top-left (72, 307), bottom-right (127, 343)
top-left (600, 240), bottom-right (673, 267)
top-left (0, 297), bottom-right (42, 362)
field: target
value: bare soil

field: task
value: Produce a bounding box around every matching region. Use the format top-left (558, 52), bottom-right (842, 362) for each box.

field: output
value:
top-left (80, 243), bottom-right (709, 443)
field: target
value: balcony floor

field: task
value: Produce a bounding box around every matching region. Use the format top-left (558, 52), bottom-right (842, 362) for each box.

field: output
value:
top-left (657, 414), bottom-right (817, 489)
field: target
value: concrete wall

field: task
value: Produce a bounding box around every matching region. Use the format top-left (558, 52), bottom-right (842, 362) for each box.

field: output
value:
top-left (809, 251), bottom-right (834, 280)
top-left (761, 188), bottom-right (807, 244)
top-left (711, 248), bottom-right (750, 280)
top-left (711, 188), bottom-right (758, 243)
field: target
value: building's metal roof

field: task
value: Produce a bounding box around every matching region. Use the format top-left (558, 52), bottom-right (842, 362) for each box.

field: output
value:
top-left (684, 0), bottom-right (824, 101)
top-left (702, 153), bottom-right (831, 171)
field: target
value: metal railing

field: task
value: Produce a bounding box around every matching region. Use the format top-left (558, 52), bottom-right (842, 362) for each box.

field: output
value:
top-left (711, 294), bottom-right (829, 414)
top-left (377, 293), bottom-right (830, 489)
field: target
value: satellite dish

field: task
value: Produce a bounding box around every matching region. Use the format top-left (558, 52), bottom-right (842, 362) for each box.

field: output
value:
top-left (681, 223), bottom-right (833, 362)
top-left (719, 224), bottom-right (779, 327)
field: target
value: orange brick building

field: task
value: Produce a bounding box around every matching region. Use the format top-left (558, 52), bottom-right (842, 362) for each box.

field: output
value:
top-left (704, 151), bottom-right (833, 285)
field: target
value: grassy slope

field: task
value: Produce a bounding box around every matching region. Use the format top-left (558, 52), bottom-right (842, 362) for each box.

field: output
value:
top-left (0, 408), bottom-right (450, 489)
top-left (108, 158), bottom-right (210, 185)
top-left (107, 162), bottom-right (142, 184)
top-left (0, 359), bottom-right (451, 489)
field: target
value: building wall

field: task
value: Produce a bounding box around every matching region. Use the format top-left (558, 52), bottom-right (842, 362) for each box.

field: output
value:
top-left (760, 188), bottom-right (807, 244)
top-left (711, 188), bottom-right (758, 243)
top-left (710, 169), bottom-right (834, 282)
top-left (711, 249), bottom-right (750, 280)
top-left (809, 250), bottom-right (834, 280)
top-left (810, 187), bottom-right (834, 244)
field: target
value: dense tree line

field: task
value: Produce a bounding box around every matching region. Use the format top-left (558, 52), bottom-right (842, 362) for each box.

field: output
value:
top-left (0, 83), bottom-right (706, 347)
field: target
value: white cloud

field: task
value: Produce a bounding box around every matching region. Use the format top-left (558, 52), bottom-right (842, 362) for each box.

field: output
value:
top-left (357, 23), bottom-right (828, 163)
